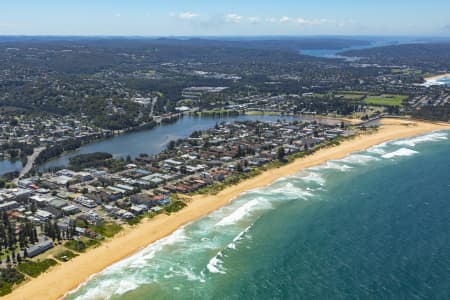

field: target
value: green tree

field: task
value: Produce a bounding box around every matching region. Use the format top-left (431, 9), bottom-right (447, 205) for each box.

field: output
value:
top-left (277, 147), bottom-right (286, 161)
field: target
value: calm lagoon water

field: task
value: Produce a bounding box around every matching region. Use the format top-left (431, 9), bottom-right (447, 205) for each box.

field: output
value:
top-left (0, 159), bottom-right (23, 176)
top-left (39, 115), bottom-right (307, 170)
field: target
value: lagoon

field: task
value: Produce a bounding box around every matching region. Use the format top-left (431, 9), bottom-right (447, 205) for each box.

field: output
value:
top-left (0, 159), bottom-right (23, 177)
top-left (39, 114), bottom-right (314, 171)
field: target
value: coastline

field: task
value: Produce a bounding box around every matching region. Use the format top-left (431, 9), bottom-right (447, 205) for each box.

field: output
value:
top-left (4, 118), bottom-right (450, 300)
top-left (423, 73), bottom-right (450, 86)
top-left (424, 73), bottom-right (450, 81)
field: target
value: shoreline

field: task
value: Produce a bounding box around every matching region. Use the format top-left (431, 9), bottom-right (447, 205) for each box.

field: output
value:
top-left (423, 73), bottom-right (450, 86)
top-left (424, 73), bottom-right (450, 81)
top-left (5, 118), bottom-right (450, 300)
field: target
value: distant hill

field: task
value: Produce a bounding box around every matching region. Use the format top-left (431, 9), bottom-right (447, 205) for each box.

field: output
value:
top-left (0, 36), bottom-right (370, 51)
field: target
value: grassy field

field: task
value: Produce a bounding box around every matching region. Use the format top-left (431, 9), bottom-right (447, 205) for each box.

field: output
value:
top-left (246, 111), bottom-right (282, 116)
top-left (54, 250), bottom-right (78, 262)
top-left (364, 94), bottom-right (408, 107)
top-left (337, 93), bottom-right (367, 101)
top-left (90, 222), bottom-right (123, 238)
top-left (18, 259), bottom-right (58, 278)
top-left (64, 238), bottom-right (100, 253)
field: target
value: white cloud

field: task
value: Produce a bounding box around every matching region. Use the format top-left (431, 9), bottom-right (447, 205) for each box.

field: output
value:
top-left (280, 16), bottom-right (291, 23)
top-left (248, 17), bottom-right (261, 24)
top-left (114, 13), bottom-right (121, 18)
top-left (265, 17), bottom-right (278, 23)
top-left (225, 13), bottom-right (243, 23)
top-left (276, 16), bottom-right (329, 25)
top-left (296, 18), bottom-right (328, 25)
top-left (170, 11), bottom-right (200, 20)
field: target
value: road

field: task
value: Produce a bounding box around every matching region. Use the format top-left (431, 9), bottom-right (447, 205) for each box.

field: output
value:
top-left (17, 146), bottom-right (46, 180)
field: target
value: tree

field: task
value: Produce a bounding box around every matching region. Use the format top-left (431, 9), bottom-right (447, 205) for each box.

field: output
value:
top-left (277, 147), bottom-right (286, 161)
top-left (30, 202), bottom-right (37, 213)
top-left (167, 140), bottom-right (176, 151)
top-left (179, 165), bottom-right (187, 175)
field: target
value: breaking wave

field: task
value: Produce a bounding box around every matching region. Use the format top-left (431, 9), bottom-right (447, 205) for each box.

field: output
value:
top-left (382, 148), bottom-right (419, 159)
top-left (207, 252), bottom-right (225, 274)
top-left (392, 132), bottom-right (448, 147)
top-left (310, 161), bottom-right (353, 172)
top-left (216, 198), bottom-right (272, 226)
top-left (339, 154), bottom-right (380, 165)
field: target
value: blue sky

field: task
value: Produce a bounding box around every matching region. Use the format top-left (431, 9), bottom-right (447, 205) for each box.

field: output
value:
top-left (1, 0), bottom-right (449, 36)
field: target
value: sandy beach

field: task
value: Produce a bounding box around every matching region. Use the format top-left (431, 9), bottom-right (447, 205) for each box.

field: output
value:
top-left (424, 73), bottom-right (450, 81)
top-left (423, 73), bottom-right (450, 86)
top-left (4, 118), bottom-right (450, 300)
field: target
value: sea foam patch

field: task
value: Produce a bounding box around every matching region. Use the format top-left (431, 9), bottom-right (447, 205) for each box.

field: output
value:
top-left (216, 197), bottom-right (272, 226)
top-left (310, 161), bottom-right (353, 172)
top-left (207, 251), bottom-right (226, 274)
top-left (66, 228), bottom-right (190, 299)
top-left (338, 154), bottom-right (379, 165)
top-left (295, 172), bottom-right (326, 186)
top-left (267, 182), bottom-right (315, 200)
top-left (367, 142), bottom-right (388, 155)
top-left (382, 148), bottom-right (419, 159)
top-left (392, 132), bottom-right (448, 147)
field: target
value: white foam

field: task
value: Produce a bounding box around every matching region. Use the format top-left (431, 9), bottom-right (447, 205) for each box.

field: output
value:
top-left (381, 148), bottom-right (418, 159)
top-left (207, 251), bottom-right (225, 274)
top-left (310, 161), bottom-right (353, 172)
top-left (216, 198), bottom-right (272, 226)
top-left (422, 77), bottom-right (450, 87)
top-left (112, 228), bottom-right (188, 271)
top-left (339, 154), bottom-right (379, 165)
top-left (367, 142), bottom-right (388, 155)
top-left (268, 182), bottom-right (314, 200)
top-left (392, 132), bottom-right (448, 147)
top-left (227, 224), bottom-right (253, 250)
top-left (71, 275), bottom-right (147, 300)
top-left (296, 172), bottom-right (326, 186)
top-left (66, 228), bottom-right (189, 299)
top-left (169, 266), bottom-right (206, 283)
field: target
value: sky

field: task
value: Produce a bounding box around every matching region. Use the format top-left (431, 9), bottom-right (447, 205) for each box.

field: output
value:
top-left (1, 0), bottom-right (450, 36)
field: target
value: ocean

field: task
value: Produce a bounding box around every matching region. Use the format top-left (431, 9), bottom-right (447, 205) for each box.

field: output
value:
top-left (425, 76), bottom-right (450, 87)
top-left (438, 77), bottom-right (450, 87)
top-left (65, 131), bottom-right (450, 300)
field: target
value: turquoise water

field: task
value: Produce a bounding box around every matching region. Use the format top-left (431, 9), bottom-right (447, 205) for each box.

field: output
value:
top-left (66, 131), bottom-right (450, 300)
top-left (437, 77), bottom-right (450, 86)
